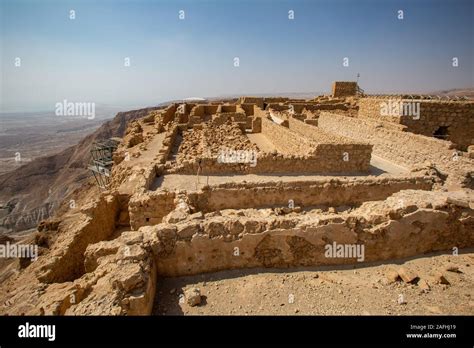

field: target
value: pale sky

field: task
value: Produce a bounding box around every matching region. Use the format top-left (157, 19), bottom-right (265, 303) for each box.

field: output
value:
top-left (1, 0), bottom-right (473, 112)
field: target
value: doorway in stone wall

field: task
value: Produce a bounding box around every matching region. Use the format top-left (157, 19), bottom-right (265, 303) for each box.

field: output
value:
top-left (433, 126), bottom-right (449, 140)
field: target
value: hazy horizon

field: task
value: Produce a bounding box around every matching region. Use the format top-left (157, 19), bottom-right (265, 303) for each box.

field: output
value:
top-left (1, 0), bottom-right (473, 112)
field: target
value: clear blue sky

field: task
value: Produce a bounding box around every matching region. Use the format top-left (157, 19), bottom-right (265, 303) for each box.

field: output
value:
top-left (1, 0), bottom-right (473, 111)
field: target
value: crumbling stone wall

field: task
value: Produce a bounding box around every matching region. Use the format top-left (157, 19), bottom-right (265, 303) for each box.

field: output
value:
top-left (188, 104), bottom-right (219, 125)
top-left (151, 190), bottom-right (474, 276)
top-left (36, 194), bottom-right (121, 283)
top-left (129, 191), bottom-right (176, 230)
top-left (176, 123), bottom-right (258, 165)
top-left (156, 124), bottom-right (178, 165)
top-left (160, 104), bottom-right (178, 125)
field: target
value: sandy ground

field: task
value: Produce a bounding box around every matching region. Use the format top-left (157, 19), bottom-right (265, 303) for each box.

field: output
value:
top-left (153, 251), bottom-right (474, 316)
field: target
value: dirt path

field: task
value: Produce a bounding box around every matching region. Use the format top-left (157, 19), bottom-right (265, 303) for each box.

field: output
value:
top-left (118, 131), bottom-right (165, 194)
top-left (153, 251), bottom-right (474, 315)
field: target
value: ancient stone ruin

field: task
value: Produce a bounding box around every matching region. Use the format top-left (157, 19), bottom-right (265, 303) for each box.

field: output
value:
top-left (0, 83), bottom-right (473, 315)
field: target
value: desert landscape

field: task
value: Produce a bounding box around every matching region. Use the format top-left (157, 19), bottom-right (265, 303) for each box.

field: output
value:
top-left (0, 82), bottom-right (472, 316)
top-left (0, 8), bottom-right (473, 348)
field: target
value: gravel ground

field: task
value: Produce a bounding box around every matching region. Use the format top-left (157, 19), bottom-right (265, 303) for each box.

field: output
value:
top-left (153, 251), bottom-right (474, 316)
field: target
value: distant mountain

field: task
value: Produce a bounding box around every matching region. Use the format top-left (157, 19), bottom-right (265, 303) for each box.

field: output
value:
top-left (429, 88), bottom-right (474, 99)
top-left (0, 105), bottom-right (167, 233)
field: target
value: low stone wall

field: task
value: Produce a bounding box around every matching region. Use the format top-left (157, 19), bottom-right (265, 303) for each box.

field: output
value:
top-left (170, 150), bottom-right (372, 175)
top-left (259, 115), bottom-right (372, 173)
top-left (129, 191), bottom-right (176, 230)
top-left (151, 190), bottom-right (474, 276)
top-left (187, 175), bottom-right (433, 212)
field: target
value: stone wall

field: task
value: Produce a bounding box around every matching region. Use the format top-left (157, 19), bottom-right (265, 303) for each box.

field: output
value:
top-left (160, 104), bottom-right (178, 124)
top-left (169, 112), bottom-right (372, 175)
top-left (261, 115), bottom-right (315, 155)
top-left (240, 103), bottom-right (255, 116)
top-left (150, 190), bottom-right (474, 276)
top-left (260, 115), bottom-right (372, 173)
top-left (318, 112), bottom-right (474, 189)
top-left (169, 152), bottom-right (370, 176)
top-left (358, 97), bottom-right (474, 150)
top-left (288, 116), bottom-right (363, 145)
top-left (239, 97), bottom-right (264, 109)
top-left (188, 174), bottom-right (433, 213)
top-left (332, 81), bottom-right (358, 97)
top-left (129, 191), bottom-right (176, 230)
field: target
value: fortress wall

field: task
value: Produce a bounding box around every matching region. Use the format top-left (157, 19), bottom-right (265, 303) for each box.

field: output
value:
top-left (358, 97), bottom-right (474, 149)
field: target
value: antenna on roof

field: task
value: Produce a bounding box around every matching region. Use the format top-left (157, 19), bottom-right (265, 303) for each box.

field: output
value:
top-left (356, 73), bottom-right (360, 83)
